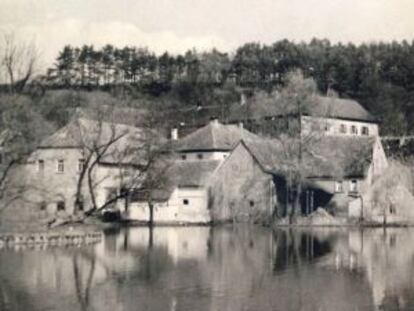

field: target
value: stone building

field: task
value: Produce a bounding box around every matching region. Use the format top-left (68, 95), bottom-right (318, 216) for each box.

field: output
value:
top-left (21, 117), bottom-right (144, 215)
top-left (244, 135), bottom-right (388, 217)
top-left (229, 94), bottom-right (379, 138)
top-left (124, 120), bottom-right (276, 223)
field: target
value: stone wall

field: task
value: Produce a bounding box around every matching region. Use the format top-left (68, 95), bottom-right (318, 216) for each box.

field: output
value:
top-left (209, 143), bottom-right (276, 222)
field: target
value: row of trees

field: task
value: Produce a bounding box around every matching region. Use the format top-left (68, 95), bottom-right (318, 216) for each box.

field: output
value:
top-left (2, 33), bottom-right (414, 135)
top-left (47, 45), bottom-right (229, 89)
top-left (47, 39), bottom-right (414, 92)
top-left (42, 39), bottom-right (414, 135)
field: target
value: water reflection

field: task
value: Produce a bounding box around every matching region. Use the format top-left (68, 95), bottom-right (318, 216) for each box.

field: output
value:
top-left (1, 226), bottom-right (414, 310)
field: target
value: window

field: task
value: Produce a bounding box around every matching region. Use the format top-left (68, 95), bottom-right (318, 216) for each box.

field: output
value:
top-left (362, 126), bottom-right (369, 136)
top-left (0, 152), bottom-right (3, 164)
top-left (249, 200), bottom-right (255, 207)
top-left (181, 154), bottom-right (187, 160)
top-left (77, 195), bottom-right (84, 211)
top-left (57, 159), bottom-right (64, 173)
top-left (38, 159), bottom-right (45, 172)
top-left (335, 181), bottom-right (344, 193)
top-left (57, 201), bottom-right (65, 211)
top-left (183, 199), bottom-right (189, 205)
top-left (340, 124), bottom-right (347, 134)
top-left (350, 180), bottom-right (358, 192)
top-left (351, 125), bottom-right (358, 135)
top-left (39, 201), bottom-right (47, 211)
top-left (78, 159), bottom-right (85, 172)
top-left (197, 154), bottom-right (204, 160)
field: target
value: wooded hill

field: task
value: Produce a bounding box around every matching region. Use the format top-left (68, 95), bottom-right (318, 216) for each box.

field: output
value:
top-left (3, 38), bottom-right (414, 136)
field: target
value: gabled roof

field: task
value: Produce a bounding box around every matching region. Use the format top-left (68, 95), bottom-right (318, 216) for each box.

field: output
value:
top-left (174, 120), bottom-right (260, 152)
top-left (312, 96), bottom-right (376, 122)
top-left (166, 160), bottom-right (221, 187)
top-left (135, 160), bottom-right (221, 202)
top-left (243, 136), bottom-right (375, 179)
top-left (39, 118), bottom-right (141, 148)
top-left (229, 94), bottom-right (376, 123)
top-left (38, 118), bottom-right (145, 165)
top-left (74, 105), bottom-right (147, 127)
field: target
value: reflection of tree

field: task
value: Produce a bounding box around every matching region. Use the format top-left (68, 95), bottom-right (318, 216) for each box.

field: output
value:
top-left (72, 252), bottom-right (97, 311)
top-left (272, 229), bottom-right (334, 271)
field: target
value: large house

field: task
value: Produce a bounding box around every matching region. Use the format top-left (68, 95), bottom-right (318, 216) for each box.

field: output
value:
top-left (123, 119), bottom-right (277, 223)
top-left (20, 117), bottom-right (144, 215)
top-left (229, 94), bottom-right (379, 138)
top-left (4, 94), bottom-right (388, 224)
top-left (124, 93), bottom-right (388, 223)
top-left (243, 135), bottom-right (388, 218)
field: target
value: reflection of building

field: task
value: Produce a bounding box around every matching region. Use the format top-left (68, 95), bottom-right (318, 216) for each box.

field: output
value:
top-left (5, 227), bottom-right (414, 311)
top-left (100, 227), bottom-right (211, 264)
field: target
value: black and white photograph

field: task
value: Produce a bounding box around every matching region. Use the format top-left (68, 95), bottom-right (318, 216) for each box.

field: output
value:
top-left (0, 0), bottom-right (414, 310)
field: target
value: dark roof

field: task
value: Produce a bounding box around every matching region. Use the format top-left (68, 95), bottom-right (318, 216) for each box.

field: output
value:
top-left (174, 120), bottom-right (260, 152)
top-left (38, 118), bottom-right (145, 165)
top-left (229, 94), bottom-right (376, 123)
top-left (166, 160), bottom-right (221, 187)
top-left (243, 136), bottom-right (375, 179)
top-left (135, 160), bottom-right (221, 202)
top-left (74, 105), bottom-right (147, 127)
top-left (313, 97), bottom-right (376, 122)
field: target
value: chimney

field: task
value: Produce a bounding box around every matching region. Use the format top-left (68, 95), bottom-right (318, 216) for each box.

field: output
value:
top-left (210, 117), bottom-right (219, 126)
top-left (171, 128), bottom-right (178, 140)
top-left (239, 122), bottom-right (244, 140)
top-left (240, 93), bottom-right (246, 106)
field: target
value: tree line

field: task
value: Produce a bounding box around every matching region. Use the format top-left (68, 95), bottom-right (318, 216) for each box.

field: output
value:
top-left (42, 39), bottom-right (414, 135)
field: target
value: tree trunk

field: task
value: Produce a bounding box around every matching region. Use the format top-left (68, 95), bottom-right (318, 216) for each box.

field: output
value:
top-left (292, 182), bottom-right (302, 223)
top-left (148, 195), bottom-right (154, 227)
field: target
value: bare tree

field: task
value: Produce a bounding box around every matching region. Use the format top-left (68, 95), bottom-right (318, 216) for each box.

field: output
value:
top-left (69, 104), bottom-right (171, 225)
top-left (0, 96), bottom-right (55, 214)
top-left (0, 32), bottom-right (39, 94)
top-left (267, 70), bottom-right (320, 222)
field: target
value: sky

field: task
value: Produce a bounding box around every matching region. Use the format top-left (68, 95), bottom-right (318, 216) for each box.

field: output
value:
top-left (1, 0), bottom-right (414, 70)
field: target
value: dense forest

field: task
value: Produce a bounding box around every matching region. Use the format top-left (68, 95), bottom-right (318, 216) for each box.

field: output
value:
top-left (2, 38), bottom-right (414, 136)
top-left (40, 39), bottom-right (414, 135)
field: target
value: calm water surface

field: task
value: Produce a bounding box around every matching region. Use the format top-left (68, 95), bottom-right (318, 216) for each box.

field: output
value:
top-left (0, 225), bottom-right (412, 311)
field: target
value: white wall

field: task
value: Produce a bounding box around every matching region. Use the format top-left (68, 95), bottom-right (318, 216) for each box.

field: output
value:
top-left (178, 151), bottom-right (229, 161)
top-left (123, 187), bottom-right (211, 224)
top-left (26, 148), bottom-right (134, 214)
top-left (301, 116), bottom-right (379, 137)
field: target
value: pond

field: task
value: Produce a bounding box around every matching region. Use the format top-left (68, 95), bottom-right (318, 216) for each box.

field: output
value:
top-left (0, 225), bottom-right (412, 311)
